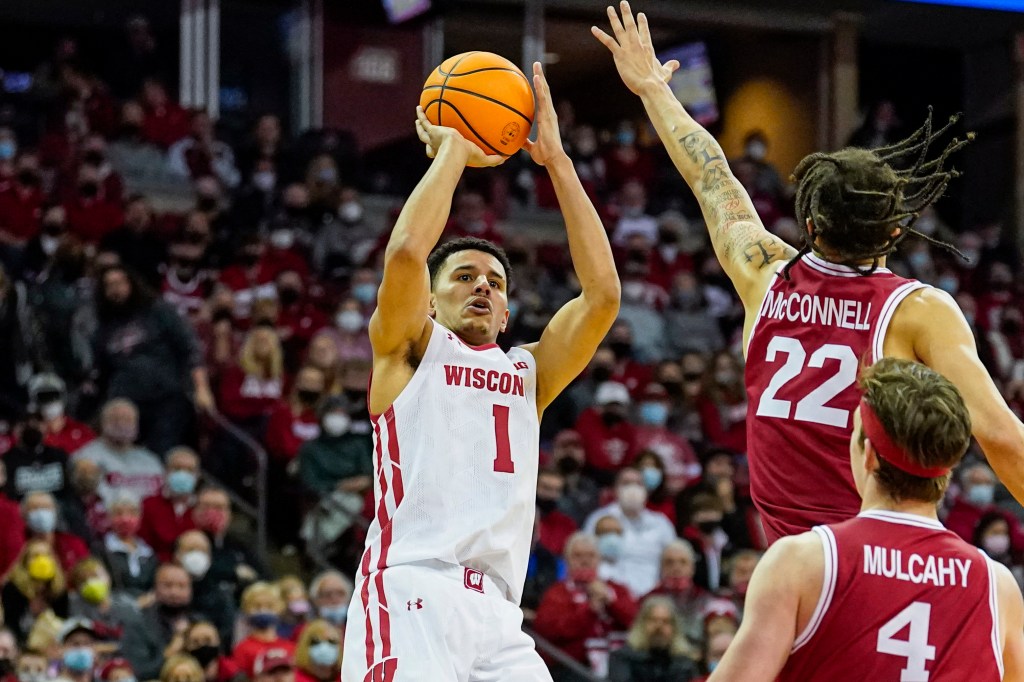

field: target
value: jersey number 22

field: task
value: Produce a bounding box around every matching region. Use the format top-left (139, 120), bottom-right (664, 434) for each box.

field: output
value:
top-left (755, 336), bottom-right (858, 428)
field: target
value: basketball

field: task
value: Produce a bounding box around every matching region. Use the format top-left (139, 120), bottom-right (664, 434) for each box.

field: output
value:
top-left (420, 51), bottom-right (535, 162)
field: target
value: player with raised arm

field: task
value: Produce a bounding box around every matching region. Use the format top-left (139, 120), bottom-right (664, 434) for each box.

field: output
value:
top-left (595, 1), bottom-right (1024, 542)
top-left (708, 358), bottom-right (1024, 682)
top-left (341, 63), bottom-right (620, 682)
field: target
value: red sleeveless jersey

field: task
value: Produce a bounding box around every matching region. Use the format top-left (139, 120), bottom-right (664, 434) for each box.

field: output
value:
top-left (780, 510), bottom-right (1003, 682)
top-left (745, 253), bottom-right (927, 542)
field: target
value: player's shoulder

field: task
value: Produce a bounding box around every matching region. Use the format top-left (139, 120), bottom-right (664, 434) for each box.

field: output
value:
top-left (760, 530), bottom-right (825, 576)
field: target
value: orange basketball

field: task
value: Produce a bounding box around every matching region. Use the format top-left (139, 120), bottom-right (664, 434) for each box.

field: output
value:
top-left (420, 52), bottom-right (535, 163)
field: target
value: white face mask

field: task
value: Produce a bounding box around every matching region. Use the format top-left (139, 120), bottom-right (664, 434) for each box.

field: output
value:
top-left (323, 412), bottom-right (350, 436)
top-left (336, 310), bottom-right (363, 333)
top-left (746, 141), bottom-right (767, 161)
top-left (40, 401), bottom-right (64, 421)
top-left (617, 483), bottom-right (647, 512)
top-left (41, 235), bottom-right (61, 256)
top-left (253, 171), bottom-right (276, 193)
top-left (339, 201), bottom-right (363, 224)
top-left (270, 229), bottom-right (295, 250)
top-left (983, 534), bottom-right (1011, 557)
top-left (180, 550), bottom-right (211, 579)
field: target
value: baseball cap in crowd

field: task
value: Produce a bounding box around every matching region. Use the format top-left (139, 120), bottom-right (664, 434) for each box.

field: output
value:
top-left (254, 649), bottom-right (293, 675)
top-left (640, 383), bottom-right (668, 401)
top-left (99, 658), bottom-right (133, 681)
top-left (595, 381), bottom-right (631, 407)
top-left (702, 598), bottom-right (740, 626)
top-left (58, 618), bottom-right (100, 643)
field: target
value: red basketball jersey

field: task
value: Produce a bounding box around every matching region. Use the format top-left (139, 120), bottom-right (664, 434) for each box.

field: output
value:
top-left (745, 253), bottom-right (927, 542)
top-left (780, 510), bottom-right (1003, 682)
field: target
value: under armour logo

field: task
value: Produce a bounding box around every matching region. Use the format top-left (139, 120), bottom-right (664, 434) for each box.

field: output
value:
top-left (407, 598), bottom-right (423, 610)
top-left (464, 567), bottom-right (485, 593)
top-left (514, 361), bottom-right (529, 371)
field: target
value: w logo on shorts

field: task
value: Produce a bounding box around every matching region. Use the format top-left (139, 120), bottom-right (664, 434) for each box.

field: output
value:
top-left (464, 567), bottom-right (485, 593)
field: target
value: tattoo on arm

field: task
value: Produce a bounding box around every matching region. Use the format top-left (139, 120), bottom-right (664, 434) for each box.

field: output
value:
top-left (678, 130), bottom-right (796, 267)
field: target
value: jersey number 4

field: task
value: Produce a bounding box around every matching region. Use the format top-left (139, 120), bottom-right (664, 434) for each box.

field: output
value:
top-left (754, 336), bottom-right (858, 428)
top-left (876, 602), bottom-right (936, 681)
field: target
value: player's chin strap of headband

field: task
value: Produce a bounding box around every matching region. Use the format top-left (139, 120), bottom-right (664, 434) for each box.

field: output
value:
top-left (859, 399), bottom-right (951, 479)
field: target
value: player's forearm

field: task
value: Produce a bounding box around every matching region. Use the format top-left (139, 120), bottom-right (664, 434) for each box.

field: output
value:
top-left (546, 154), bottom-right (620, 309)
top-left (977, 419), bottom-right (1024, 507)
top-left (385, 140), bottom-right (470, 261)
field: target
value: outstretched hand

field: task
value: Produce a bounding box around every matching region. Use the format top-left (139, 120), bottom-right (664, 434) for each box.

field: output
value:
top-left (592, 1), bottom-right (680, 96)
top-left (522, 62), bottom-right (567, 168)
top-left (414, 106), bottom-right (506, 168)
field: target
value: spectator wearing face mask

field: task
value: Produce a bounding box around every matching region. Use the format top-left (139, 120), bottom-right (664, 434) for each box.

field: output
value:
top-left (265, 366), bottom-right (324, 464)
top-left (73, 399), bottom-right (165, 504)
top-left (22, 202), bottom-right (70, 281)
top-left (972, 512), bottom-right (1023, 587)
top-left (294, 619), bottom-right (341, 682)
top-left (646, 212), bottom-right (694, 292)
top-left (347, 268), bottom-right (380, 319)
top-left (63, 164), bottom-right (124, 245)
top-left (4, 413), bottom-right (70, 501)
top-left (19, 491), bottom-right (89, 572)
top-left (123, 563), bottom-right (196, 680)
top-left (29, 374), bottom-right (95, 455)
top-left (694, 351), bottom-right (747, 454)
top-left (603, 121), bottom-right (655, 192)
top-left (61, 458), bottom-right (109, 547)
top-left (594, 514), bottom-right (626, 582)
top-left (694, 629), bottom-right (735, 681)
top-left (946, 463), bottom-right (1024, 548)
top-left (632, 450), bottom-right (676, 524)
top-left (58, 618), bottom-right (102, 682)
top-left (329, 299), bottom-right (372, 364)
top-left (633, 384), bottom-right (701, 495)
top-left (308, 571), bottom-right (352, 634)
top-left (548, 429), bottom-right (601, 526)
top-left (664, 272), bottom-right (725, 357)
top-left (100, 493), bottom-right (157, 596)
top-left (140, 447), bottom-right (200, 562)
top-left (219, 237), bottom-right (289, 322)
top-left (612, 180), bottom-right (659, 247)
top-left (15, 648), bottom-right (48, 682)
top-left (534, 533), bottom-right (638, 675)
top-left (2, 540), bottom-right (69, 640)
top-left (607, 596), bottom-right (699, 682)
top-left (535, 468), bottom-right (578, 556)
top-left (679, 494), bottom-right (735, 592)
top-left (276, 576), bottom-right (312, 641)
top-left (232, 582), bottom-right (295, 677)
top-left (174, 530), bottom-right (235, 646)
top-left (574, 382), bottom-right (638, 487)
top-left (183, 620), bottom-right (245, 682)
top-left (297, 396), bottom-right (372, 500)
top-left (644, 540), bottom-right (710, 645)
top-left (0, 154), bottom-right (45, 253)
top-left (68, 558), bottom-right (142, 639)
top-left (584, 467), bottom-right (677, 597)
top-left (91, 266), bottom-right (216, 451)
top-left (605, 321), bottom-right (654, 397)
top-left (99, 195), bottom-right (166, 288)
top-left (161, 221), bottom-right (215, 321)
top-left (194, 486), bottom-right (270, 595)
top-left (276, 273), bottom-right (327, 363)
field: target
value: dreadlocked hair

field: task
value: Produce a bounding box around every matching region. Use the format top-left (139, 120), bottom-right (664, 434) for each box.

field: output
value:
top-left (784, 107), bottom-right (974, 280)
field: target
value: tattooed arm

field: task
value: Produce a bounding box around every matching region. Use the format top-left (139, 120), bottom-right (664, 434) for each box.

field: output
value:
top-left (593, 1), bottom-right (796, 307)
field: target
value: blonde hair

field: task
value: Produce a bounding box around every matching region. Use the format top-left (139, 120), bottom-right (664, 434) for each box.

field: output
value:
top-left (276, 575), bottom-right (306, 601)
top-left (239, 327), bottom-right (283, 380)
top-left (159, 655), bottom-right (204, 682)
top-left (240, 581), bottom-right (285, 614)
top-left (10, 540), bottom-right (66, 599)
top-left (294, 619), bottom-right (341, 672)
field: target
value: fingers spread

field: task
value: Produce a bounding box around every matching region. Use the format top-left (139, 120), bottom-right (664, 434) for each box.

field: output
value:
top-left (607, 4), bottom-right (625, 38)
top-left (620, 1), bottom-right (636, 31)
top-left (591, 26), bottom-right (618, 50)
top-left (665, 59), bottom-right (681, 74)
top-left (637, 12), bottom-right (653, 48)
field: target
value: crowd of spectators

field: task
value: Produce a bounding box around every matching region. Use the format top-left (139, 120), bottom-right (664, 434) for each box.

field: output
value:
top-left (0, 12), bottom-right (1021, 681)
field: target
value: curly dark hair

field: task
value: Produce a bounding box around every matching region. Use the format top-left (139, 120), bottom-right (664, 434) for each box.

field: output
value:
top-left (784, 108), bottom-right (974, 279)
top-left (426, 237), bottom-right (512, 291)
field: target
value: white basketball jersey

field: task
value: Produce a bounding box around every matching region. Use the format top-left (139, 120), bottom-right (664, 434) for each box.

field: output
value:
top-left (359, 318), bottom-right (540, 604)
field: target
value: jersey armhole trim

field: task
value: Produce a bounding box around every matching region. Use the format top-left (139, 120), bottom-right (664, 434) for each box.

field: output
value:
top-left (791, 525), bottom-right (837, 653)
top-left (871, 282), bottom-right (928, 363)
top-left (744, 270), bottom-right (783, 359)
top-left (984, 552), bottom-right (1005, 679)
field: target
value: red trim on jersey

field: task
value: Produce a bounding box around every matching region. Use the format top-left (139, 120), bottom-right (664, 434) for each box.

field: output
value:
top-left (463, 341), bottom-right (499, 351)
top-left (860, 399), bottom-right (951, 478)
top-left (384, 409), bottom-right (405, 505)
top-left (375, 570), bottom-right (391, 658)
top-left (361, 576), bottom-right (373, 669)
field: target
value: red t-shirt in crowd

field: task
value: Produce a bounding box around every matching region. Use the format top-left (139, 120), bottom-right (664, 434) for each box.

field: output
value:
top-left (218, 366), bottom-right (285, 422)
top-left (0, 185), bottom-right (44, 241)
top-left (142, 103), bottom-right (191, 149)
top-left (533, 578), bottom-right (638, 664)
top-left (538, 510), bottom-right (578, 556)
top-left (574, 408), bottom-right (637, 475)
top-left (232, 636), bottom-right (295, 677)
top-left (44, 418), bottom-right (96, 455)
top-left (264, 402), bottom-right (319, 461)
top-left (139, 492), bottom-right (197, 562)
top-left (64, 195), bottom-right (124, 244)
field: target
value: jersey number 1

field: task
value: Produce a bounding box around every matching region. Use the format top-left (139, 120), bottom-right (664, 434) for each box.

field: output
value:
top-left (492, 404), bottom-right (515, 473)
top-left (876, 602), bottom-right (936, 681)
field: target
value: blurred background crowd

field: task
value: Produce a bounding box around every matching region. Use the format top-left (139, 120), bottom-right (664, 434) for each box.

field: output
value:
top-left (0, 4), bottom-right (1023, 682)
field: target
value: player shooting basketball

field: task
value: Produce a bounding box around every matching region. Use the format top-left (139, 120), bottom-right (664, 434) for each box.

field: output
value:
top-left (341, 62), bottom-right (620, 682)
top-left (595, 1), bottom-right (1024, 543)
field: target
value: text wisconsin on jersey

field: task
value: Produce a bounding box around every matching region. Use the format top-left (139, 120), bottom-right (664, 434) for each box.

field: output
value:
top-left (444, 365), bottom-right (526, 396)
top-left (759, 290), bottom-right (872, 330)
